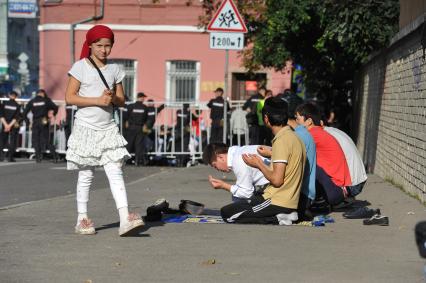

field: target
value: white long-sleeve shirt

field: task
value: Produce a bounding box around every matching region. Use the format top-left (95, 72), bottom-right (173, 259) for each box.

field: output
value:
top-left (227, 146), bottom-right (270, 199)
top-left (324, 127), bottom-right (367, 186)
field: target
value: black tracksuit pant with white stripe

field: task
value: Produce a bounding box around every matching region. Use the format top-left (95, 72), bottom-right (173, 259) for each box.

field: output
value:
top-left (221, 195), bottom-right (296, 225)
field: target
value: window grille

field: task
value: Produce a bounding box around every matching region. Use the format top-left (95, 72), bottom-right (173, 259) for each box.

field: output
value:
top-left (166, 60), bottom-right (200, 103)
top-left (109, 59), bottom-right (137, 101)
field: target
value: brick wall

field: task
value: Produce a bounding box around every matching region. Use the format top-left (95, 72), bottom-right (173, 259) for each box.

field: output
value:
top-left (354, 17), bottom-right (426, 202)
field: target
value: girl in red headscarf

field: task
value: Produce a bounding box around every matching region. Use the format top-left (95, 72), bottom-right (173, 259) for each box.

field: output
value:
top-left (65, 25), bottom-right (144, 237)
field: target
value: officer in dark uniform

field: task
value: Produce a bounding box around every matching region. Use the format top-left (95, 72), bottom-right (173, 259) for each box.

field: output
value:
top-left (242, 86), bottom-right (266, 145)
top-left (144, 99), bottom-right (165, 155)
top-left (207, 87), bottom-right (230, 144)
top-left (0, 91), bottom-right (21, 162)
top-left (174, 103), bottom-right (198, 167)
top-left (23, 89), bottom-right (59, 162)
top-left (124, 92), bottom-right (148, 166)
top-left (277, 89), bottom-right (304, 107)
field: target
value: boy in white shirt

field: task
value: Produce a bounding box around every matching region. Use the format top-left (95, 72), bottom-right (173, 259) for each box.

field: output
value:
top-left (203, 143), bottom-right (269, 202)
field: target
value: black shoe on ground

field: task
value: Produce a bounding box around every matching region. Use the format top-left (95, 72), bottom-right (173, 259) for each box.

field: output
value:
top-left (363, 214), bottom-right (389, 226)
top-left (343, 207), bottom-right (380, 219)
top-left (8, 158), bottom-right (16, 162)
top-left (145, 198), bottom-right (169, 222)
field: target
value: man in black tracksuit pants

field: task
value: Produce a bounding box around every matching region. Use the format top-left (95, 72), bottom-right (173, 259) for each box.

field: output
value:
top-left (124, 92), bottom-right (148, 166)
top-left (23, 89), bottom-right (58, 163)
top-left (0, 91), bottom-right (21, 162)
top-left (207, 87), bottom-right (230, 144)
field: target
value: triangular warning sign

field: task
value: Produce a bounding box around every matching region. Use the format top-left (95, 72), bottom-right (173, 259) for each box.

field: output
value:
top-left (207, 0), bottom-right (248, 33)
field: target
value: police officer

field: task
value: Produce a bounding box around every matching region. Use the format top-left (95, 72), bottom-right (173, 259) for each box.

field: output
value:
top-left (143, 99), bottom-right (165, 154)
top-left (23, 89), bottom-right (58, 162)
top-left (124, 92), bottom-right (148, 166)
top-left (174, 103), bottom-right (199, 166)
top-left (207, 87), bottom-right (230, 144)
top-left (242, 86), bottom-right (266, 145)
top-left (0, 91), bottom-right (21, 162)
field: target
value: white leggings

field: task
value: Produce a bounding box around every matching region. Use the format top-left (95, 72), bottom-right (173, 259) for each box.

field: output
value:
top-left (76, 162), bottom-right (128, 214)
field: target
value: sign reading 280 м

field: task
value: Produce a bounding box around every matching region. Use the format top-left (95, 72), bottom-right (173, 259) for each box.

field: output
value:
top-left (209, 32), bottom-right (244, 51)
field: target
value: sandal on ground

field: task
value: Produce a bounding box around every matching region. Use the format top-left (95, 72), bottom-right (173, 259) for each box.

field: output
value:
top-left (75, 218), bottom-right (96, 235)
top-left (119, 212), bottom-right (145, 237)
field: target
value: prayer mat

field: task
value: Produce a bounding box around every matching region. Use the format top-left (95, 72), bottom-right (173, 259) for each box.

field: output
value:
top-left (163, 215), bottom-right (225, 224)
top-left (163, 214), bottom-right (334, 226)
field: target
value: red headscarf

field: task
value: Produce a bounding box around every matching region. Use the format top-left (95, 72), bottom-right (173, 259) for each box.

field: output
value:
top-left (79, 25), bottom-right (115, 59)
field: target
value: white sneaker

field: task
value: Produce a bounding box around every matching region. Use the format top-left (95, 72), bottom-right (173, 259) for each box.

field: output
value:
top-left (119, 212), bottom-right (145, 237)
top-left (276, 212), bottom-right (298, 226)
top-left (75, 218), bottom-right (96, 235)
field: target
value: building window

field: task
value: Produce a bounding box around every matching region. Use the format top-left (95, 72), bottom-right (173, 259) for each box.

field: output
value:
top-left (109, 59), bottom-right (137, 101)
top-left (166, 60), bottom-right (200, 103)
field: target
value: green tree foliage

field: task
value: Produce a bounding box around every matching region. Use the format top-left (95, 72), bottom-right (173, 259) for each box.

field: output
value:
top-left (201, 0), bottom-right (399, 97)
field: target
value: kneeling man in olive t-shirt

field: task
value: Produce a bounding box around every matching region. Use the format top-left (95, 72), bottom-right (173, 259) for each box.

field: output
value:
top-left (220, 97), bottom-right (306, 225)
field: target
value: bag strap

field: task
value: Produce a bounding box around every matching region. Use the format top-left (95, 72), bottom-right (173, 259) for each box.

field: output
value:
top-left (87, 56), bottom-right (118, 111)
top-left (87, 56), bottom-right (110, 90)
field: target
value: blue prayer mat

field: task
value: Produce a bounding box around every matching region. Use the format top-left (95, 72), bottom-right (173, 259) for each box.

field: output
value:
top-left (163, 215), bottom-right (225, 224)
top-left (162, 214), bottom-right (334, 226)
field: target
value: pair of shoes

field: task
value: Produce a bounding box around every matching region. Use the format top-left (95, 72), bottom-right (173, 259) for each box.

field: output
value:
top-left (276, 212), bottom-right (298, 226)
top-left (75, 218), bottom-right (96, 235)
top-left (146, 198), bottom-right (169, 222)
top-left (363, 214), bottom-right (389, 226)
top-left (343, 207), bottom-right (380, 219)
top-left (119, 212), bottom-right (145, 236)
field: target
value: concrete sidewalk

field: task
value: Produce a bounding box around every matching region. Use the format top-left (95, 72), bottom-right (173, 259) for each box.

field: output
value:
top-left (0, 165), bottom-right (425, 283)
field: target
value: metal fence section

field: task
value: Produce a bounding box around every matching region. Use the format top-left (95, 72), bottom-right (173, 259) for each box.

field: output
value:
top-left (0, 98), bottom-right (250, 162)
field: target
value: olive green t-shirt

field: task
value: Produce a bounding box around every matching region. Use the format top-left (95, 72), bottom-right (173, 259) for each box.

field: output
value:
top-left (262, 126), bottom-right (306, 209)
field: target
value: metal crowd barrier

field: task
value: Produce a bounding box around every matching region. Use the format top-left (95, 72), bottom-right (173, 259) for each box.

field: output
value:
top-left (0, 98), bottom-right (249, 163)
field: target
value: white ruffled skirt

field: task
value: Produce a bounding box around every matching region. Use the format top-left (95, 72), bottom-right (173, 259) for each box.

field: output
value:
top-left (66, 122), bottom-right (130, 170)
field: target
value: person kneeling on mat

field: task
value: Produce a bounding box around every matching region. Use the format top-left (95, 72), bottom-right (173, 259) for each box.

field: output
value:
top-left (220, 97), bottom-right (306, 225)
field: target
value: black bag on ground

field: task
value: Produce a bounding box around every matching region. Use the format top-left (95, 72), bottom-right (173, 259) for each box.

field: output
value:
top-left (179, 200), bottom-right (205, 215)
top-left (415, 221), bottom-right (426, 258)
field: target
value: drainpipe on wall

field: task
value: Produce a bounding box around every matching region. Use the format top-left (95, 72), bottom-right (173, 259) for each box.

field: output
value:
top-left (70, 0), bottom-right (104, 64)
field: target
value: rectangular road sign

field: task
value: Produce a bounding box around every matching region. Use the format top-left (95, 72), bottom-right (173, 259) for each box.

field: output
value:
top-left (8, 0), bottom-right (37, 18)
top-left (209, 32), bottom-right (244, 50)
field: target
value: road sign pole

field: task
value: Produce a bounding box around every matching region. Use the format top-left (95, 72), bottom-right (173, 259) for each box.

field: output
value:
top-left (223, 49), bottom-right (229, 144)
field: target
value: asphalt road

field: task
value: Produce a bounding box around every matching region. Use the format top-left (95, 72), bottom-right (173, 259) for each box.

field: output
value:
top-left (0, 158), bottom-right (165, 208)
top-left (0, 165), bottom-right (425, 282)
